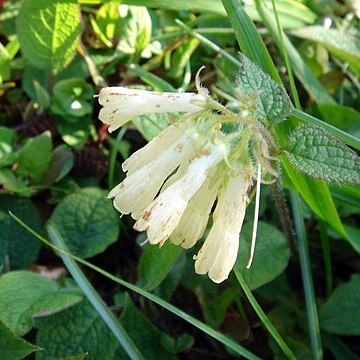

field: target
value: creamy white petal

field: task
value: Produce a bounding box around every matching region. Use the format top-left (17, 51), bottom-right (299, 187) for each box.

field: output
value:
top-left (170, 176), bottom-right (218, 249)
top-left (122, 124), bottom-right (184, 174)
top-left (108, 132), bottom-right (197, 219)
top-left (134, 143), bottom-right (225, 245)
top-left (98, 87), bottom-right (206, 132)
top-left (194, 172), bottom-right (250, 283)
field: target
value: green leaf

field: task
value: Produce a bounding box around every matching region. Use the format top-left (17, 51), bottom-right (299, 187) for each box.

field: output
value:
top-left (0, 196), bottom-right (42, 269)
top-left (36, 300), bottom-right (119, 360)
top-left (133, 112), bottom-right (170, 141)
top-left (115, 295), bottom-right (176, 359)
top-left (0, 271), bottom-right (82, 336)
top-left (91, 1), bottom-right (121, 47)
top-left (0, 127), bottom-right (16, 167)
top-left (41, 145), bottom-right (74, 185)
top-left (16, 131), bottom-right (52, 183)
top-left (285, 125), bottom-right (360, 184)
top-left (0, 169), bottom-right (31, 196)
top-left (160, 333), bottom-right (194, 354)
top-left (236, 54), bottom-right (292, 123)
top-left (320, 274), bottom-right (360, 335)
top-left (344, 225), bottom-right (360, 254)
top-left (290, 26), bottom-right (360, 75)
top-left (51, 78), bottom-right (93, 118)
top-left (33, 80), bottom-right (50, 109)
top-left (56, 117), bottom-right (91, 149)
top-left (115, 5), bottom-right (152, 60)
top-left (0, 321), bottom-right (40, 360)
top-left (168, 37), bottom-right (200, 80)
top-left (48, 188), bottom-right (119, 258)
top-left (0, 43), bottom-right (11, 83)
top-left (16, 0), bottom-right (81, 73)
top-left (235, 222), bottom-right (290, 290)
top-left (137, 241), bottom-right (182, 290)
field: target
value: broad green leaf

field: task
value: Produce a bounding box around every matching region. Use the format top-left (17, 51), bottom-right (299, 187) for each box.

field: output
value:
top-left (16, 131), bottom-right (52, 183)
top-left (290, 26), bottom-right (360, 75)
top-left (133, 113), bottom-right (170, 141)
top-left (115, 295), bottom-right (176, 359)
top-left (137, 241), bottom-right (182, 290)
top-left (56, 117), bottom-right (91, 149)
top-left (320, 274), bottom-right (360, 335)
top-left (48, 188), bottom-right (119, 258)
top-left (41, 145), bottom-right (74, 186)
top-left (236, 54), bottom-right (292, 124)
top-left (0, 271), bottom-right (82, 336)
top-left (0, 196), bottom-right (42, 269)
top-left (0, 127), bottom-right (16, 166)
top-left (16, 0), bottom-right (81, 73)
top-left (51, 78), bottom-right (93, 118)
top-left (235, 222), bottom-right (290, 290)
top-left (33, 80), bottom-right (50, 109)
top-left (0, 43), bottom-right (10, 83)
top-left (0, 321), bottom-right (40, 360)
top-left (286, 126), bottom-right (360, 184)
top-left (0, 169), bottom-right (31, 196)
top-left (36, 301), bottom-right (119, 360)
top-left (115, 5), bottom-right (152, 60)
top-left (22, 66), bottom-right (49, 101)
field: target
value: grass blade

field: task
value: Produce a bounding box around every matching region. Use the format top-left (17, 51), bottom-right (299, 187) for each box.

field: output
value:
top-left (254, 0), bottom-right (335, 104)
top-left (46, 223), bottom-right (145, 360)
top-left (9, 212), bottom-right (261, 360)
top-left (221, 0), bottom-right (281, 83)
top-left (234, 269), bottom-right (296, 360)
top-left (289, 191), bottom-right (323, 360)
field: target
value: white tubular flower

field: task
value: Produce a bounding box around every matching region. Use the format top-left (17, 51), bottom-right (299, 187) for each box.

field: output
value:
top-left (194, 173), bottom-right (250, 283)
top-left (98, 87), bottom-right (206, 132)
top-left (122, 124), bottom-right (184, 175)
top-left (108, 131), bottom-right (198, 219)
top-left (134, 143), bottom-right (225, 246)
top-left (170, 176), bottom-right (219, 249)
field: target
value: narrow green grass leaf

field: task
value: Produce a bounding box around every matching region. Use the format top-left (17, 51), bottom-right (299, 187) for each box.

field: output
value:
top-left (221, 0), bottom-right (281, 83)
top-left (254, 1), bottom-right (335, 104)
top-left (10, 213), bottom-right (261, 360)
top-left (290, 191), bottom-right (323, 359)
top-left (46, 223), bottom-right (145, 360)
top-left (234, 269), bottom-right (296, 360)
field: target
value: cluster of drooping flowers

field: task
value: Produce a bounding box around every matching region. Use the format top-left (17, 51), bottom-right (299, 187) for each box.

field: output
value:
top-left (98, 70), bottom-right (279, 283)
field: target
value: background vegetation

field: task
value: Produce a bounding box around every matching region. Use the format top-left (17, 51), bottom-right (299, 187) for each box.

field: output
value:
top-left (0, 0), bottom-right (359, 359)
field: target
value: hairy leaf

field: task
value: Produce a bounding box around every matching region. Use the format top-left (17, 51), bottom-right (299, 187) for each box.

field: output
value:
top-left (236, 54), bottom-right (292, 123)
top-left (286, 126), bottom-right (360, 184)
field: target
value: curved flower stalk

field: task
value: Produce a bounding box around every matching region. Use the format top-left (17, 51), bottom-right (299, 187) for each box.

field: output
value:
top-left (98, 73), bottom-right (279, 283)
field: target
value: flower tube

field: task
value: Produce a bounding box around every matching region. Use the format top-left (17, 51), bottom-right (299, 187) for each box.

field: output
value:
top-left (98, 87), bottom-right (206, 132)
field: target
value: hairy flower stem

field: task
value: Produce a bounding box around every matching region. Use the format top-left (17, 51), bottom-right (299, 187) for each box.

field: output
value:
top-left (271, 177), bottom-right (295, 247)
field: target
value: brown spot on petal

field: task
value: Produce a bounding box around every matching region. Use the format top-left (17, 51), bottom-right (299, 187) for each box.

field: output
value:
top-left (174, 144), bottom-right (184, 153)
top-left (141, 210), bottom-right (152, 222)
